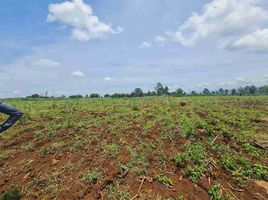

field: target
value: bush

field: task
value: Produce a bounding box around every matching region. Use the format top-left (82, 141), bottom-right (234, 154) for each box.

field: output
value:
top-left (0, 187), bottom-right (20, 200)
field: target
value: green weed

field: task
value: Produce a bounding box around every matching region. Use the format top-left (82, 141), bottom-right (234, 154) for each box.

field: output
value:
top-left (80, 171), bottom-right (102, 184)
top-left (0, 186), bottom-right (20, 200)
top-left (155, 175), bottom-right (173, 186)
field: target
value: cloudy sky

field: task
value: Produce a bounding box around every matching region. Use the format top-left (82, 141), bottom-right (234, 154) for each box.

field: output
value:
top-left (0, 0), bottom-right (268, 97)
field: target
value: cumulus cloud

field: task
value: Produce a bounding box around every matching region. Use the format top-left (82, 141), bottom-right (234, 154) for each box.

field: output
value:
top-left (227, 28), bottom-right (268, 52)
top-left (72, 69), bottom-right (85, 77)
top-left (139, 41), bottom-right (151, 49)
top-left (31, 58), bottom-right (60, 67)
top-left (155, 35), bottom-right (166, 46)
top-left (103, 77), bottom-right (113, 82)
top-left (47, 0), bottom-right (123, 42)
top-left (167, 0), bottom-right (268, 47)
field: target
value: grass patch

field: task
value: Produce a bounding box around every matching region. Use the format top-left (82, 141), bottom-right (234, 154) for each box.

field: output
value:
top-left (104, 143), bottom-right (120, 157)
top-left (220, 153), bottom-right (268, 183)
top-left (0, 186), bottom-right (20, 200)
top-left (173, 143), bottom-right (208, 181)
top-left (155, 175), bottom-right (173, 186)
top-left (80, 171), bottom-right (102, 184)
top-left (208, 183), bottom-right (230, 200)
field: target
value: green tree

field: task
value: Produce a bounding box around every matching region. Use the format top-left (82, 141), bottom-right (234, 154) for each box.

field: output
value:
top-left (90, 93), bottom-right (101, 98)
top-left (131, 88), bottom-right (144, 97)
top-left (202, 88), bottom-right (210, 95)
top-left (175, 88), bottom-right (186, 96)
top-left (154, 82), bottom-right (165, 96)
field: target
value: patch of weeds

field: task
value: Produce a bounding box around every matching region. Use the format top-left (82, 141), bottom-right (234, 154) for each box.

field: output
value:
top-left (155, 175), bottom-right (173, 186)
top-left (242, 142), bottom-right (263, 157)
top-left (216, 124), bottom-right (231, 137)
top-left (80, 171), bottom-right (102, 184)
top-left (0, 153), bottom-right (9, 161)
top-left (220, 153), bottom-right (268, 183)
top-left (67, 135), bottom-right (87, 152)
top-left (177, 193), bottom-right (184, 200)
top-left (178, 115), bottom-right (195, 138)
top-left (132, 105), bottom-right (139, 111)
top-left (0, 186), bottom-right (20, 200)
top-left (21, 143), bottom-right (35, 152)
top-left (107, 182), bottom-right (131, 200)
top-left (173, 143), bottom-right (207, 167)
top-left (195, 118), bottom-right (213, 135)
top-left (39, 146), bottom-right (54, 156)
top-left (173, 143), bottom-right (208, 181)
top-left (208, 183), bottom-right (230, 200)
top-left (127, 147), bottom-right (149, 175)
top-left (143, 120), bottom-right (155, 133)
top-left (186, 164), bottom-right (207, 182)
top-left (104, 143), bottom-right (120, 157)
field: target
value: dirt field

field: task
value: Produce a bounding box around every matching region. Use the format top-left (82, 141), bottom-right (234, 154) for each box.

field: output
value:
top-left (0, 96), bottom-right (268, 200)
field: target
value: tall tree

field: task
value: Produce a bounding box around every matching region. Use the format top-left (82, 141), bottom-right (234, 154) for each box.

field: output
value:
top-left (132, 88), bottom-right (144, 97)
top-left (154, 82), bottom-right (165, 96)
top-left (202, 88), bottom-right (210, 95)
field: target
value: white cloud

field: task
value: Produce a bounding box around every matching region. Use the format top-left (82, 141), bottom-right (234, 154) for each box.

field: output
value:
top-left (155, 35), bottom-right (166, 46)
top-left (167, 0), bottom-right (268, 47)
top-left (13, 90), bottom-right (21, 95)
top-left (139, 41), bottom-right (151, 49)
top-left (103, 77), bottom-right (113, 82)
top-left (227, 28), bottom-right (268, 52)
top-left (47, 0), bottom-right (123, 42)
top-left (31, 58), bottom-right (60, 67)
top-left (72, 69), bottom-right (85, 77)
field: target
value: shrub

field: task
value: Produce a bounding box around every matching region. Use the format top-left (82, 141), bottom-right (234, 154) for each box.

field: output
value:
top-left (0, 186), bottom-right (20, 200)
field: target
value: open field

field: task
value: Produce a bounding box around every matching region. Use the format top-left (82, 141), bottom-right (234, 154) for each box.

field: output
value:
top-left (0, 96), bottom-right (268, 200)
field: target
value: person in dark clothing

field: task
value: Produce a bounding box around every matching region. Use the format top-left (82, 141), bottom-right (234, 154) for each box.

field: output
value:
top-left (0, 100), bottom-right (23, 133)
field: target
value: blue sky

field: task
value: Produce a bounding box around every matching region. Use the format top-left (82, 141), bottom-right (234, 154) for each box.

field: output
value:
top-left (0, 0), bottom-right (268, 97)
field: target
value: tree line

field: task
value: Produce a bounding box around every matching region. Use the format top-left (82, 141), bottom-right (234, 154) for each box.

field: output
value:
top-left (26, 83), bottom-right (268, 99)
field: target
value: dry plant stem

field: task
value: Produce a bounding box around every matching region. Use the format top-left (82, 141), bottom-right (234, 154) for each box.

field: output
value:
top-left (227, 183), bottom-right (244, 192)
top-left (211, 136), bottom-right (218, 145)
top-left (130, 176), bottom-right (148, 200)
top-left (220, 184), bottom-right (240, 200)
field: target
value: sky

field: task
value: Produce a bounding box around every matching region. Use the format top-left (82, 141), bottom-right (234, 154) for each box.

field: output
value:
top-left (0, 0), bottom-right (268, 97)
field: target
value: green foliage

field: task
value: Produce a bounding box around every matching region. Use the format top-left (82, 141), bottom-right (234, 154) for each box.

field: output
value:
top-left (0, 186), bottom-right (20, 200)
top-left (80, 171), bottom-right (102, 184)
top-left (208, 183), bottom-right (230, 200)
top-left (173, 143), bottom-right (208, 181)
top-left (179, 115), bottom-right (195, 138)
top-left (104, 143), bottom-right (120, 157)
top-left (173, 143), bottom-right (207, 167)
top-left (242, 142), bottom-right (263, 157)
top-left (195, 118), bottom-right (213, 135)
top-left (177, 193), bottom-right (184, 200)
top-left (155, 175), bottom-right (173, 186)
top-left (220, 153), bottom-right (268, 182)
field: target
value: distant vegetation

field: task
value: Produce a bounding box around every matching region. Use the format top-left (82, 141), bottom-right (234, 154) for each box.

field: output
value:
top-left (24, 83), bottom-right (268, 99)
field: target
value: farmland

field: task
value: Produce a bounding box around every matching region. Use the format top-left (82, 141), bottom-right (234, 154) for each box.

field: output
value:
top-left (0, 96), bottom-right (268, 200)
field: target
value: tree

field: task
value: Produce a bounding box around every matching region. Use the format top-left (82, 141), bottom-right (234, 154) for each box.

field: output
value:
top-left (224, 89), bottom-right (229, 95)
top-left (231, 89), bottom-right (237, 95)
top-left (174, 88), bottom-right (185, 97)
top-left (191, 91), bottom-right (198, 96)
top-left (249, 85), bottom-right (257, 94)
top-left (131, 88), bottom-right (144, 97)
top-left (90, 93), bottom-right (101, 98)
top-left (28, 94), bottom-right (41, 98)
top-left (154, 82), bottom-right (165, 96)
top-left (218, 88), bottom-right (224, 95)
top-left (202, 88), bottom-right (210, 95)
top-left (164, 86), bottom-right (169, 95)
top-left (258, 85), bottom-right (268, 94)
top-left (69, 95), bottom-right (83, 98)
top-left (104, 94), bottom-right (110, 98)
